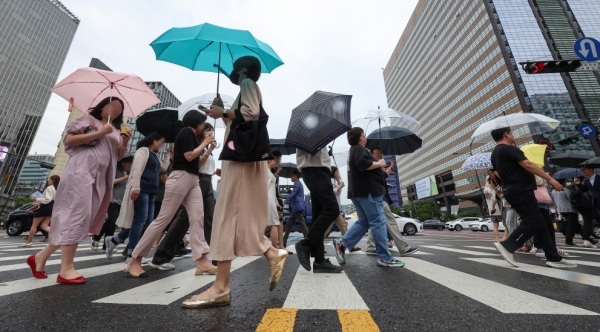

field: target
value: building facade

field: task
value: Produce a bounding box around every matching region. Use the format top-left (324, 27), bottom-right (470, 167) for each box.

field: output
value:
top-left (384, 0), bottom-right (600, 209)
top-left (15, 154), bottom-right (54, 196)
top-left (0, 0), bottom-right (79, 197)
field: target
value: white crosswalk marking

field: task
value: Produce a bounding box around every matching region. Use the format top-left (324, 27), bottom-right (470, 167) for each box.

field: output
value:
top-left (570, 260), bottom-right (600, 268)
top-left (421, 245), bottom-right (499, 256)
top-left (0, 253), bottom-right (60, 262)
top-left (0, 247), bottom-right (94, 252)
top-left (0, 253), bottom-right (114, 272)
top-left (561, 249), bottom-right (600, 256)
top-left (389, 247), bottom-right (434, 255)
top-left (402, 257), bottom-right (597, 315)
top-left (93, 256), bottom-right (260, 305)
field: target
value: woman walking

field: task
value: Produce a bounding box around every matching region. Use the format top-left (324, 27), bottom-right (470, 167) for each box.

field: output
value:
top-left (267, 155), bottom-right (284, 249)
top-left (26, 97), bottom-right (131, 283)
top-left (106, 132), bottom-right (169, 259)
top-left (484, 172), bottom-right (504, 243)
top-left (198, 122), bottom-right (218, 244)
top-left (185, 56), bottom-right (288, 309)
top-left (21, 175), bottom-right (60, 247)
top-left (123, 110), bottom-right (216, 278)
top-left (90, 156), bottom-right (133, 251)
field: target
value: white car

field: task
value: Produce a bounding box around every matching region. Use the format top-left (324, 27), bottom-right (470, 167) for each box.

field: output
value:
top-left (447, 217), bottom-right (482, 231)
top-left (345, 213), bottom-right (423, 236)
top-left (470, 218), bottom-right (505, 232)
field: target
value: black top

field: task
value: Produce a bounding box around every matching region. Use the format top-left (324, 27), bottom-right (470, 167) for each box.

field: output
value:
top-left (490, 144), bottom-right (535, 193)
top-left (347, 145), bottom-right (387, 199)
top-left (155, 161), bottom-right (173, 202)
top-left (173, 128), bottom-right (200, 175)
top-left (140, 152), bottom-right (160, 194)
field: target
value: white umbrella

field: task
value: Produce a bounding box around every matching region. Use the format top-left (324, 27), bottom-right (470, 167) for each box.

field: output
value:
top-left (471, 112), bottom-right (560, 143)
top-left (178, 93), bottom-right (235, 128)
top-left (461, 153), bottom-right (492, 170)
top-left (352, 107), bottom-right (422, 133)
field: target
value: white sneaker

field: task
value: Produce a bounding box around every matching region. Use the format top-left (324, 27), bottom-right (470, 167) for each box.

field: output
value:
top-left (583, 240), bottom-right (598, 248)
top-left (534, 250), bottom-right (545, 258)
top-left (529, 247), bottom-right (537, 254)
top-left (494, 242), bottom-right (519, 267)
top-left (141, 257), bottom-right (152, 264)
top-left (557, 248), bottom-right (570, 257)
top-left (546, 260), bottom-right (577, 269)
top-left (149, 262), bottom-right (175, 270)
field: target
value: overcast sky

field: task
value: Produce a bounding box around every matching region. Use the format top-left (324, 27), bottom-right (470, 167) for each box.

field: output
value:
top-left (31, 0), bottom-right (419, 203)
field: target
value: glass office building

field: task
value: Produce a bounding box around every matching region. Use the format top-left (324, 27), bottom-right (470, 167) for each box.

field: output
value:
top-left (384, 0), bottom-right (600, 208)
top-left (0, 0), bottom-right (79, 196)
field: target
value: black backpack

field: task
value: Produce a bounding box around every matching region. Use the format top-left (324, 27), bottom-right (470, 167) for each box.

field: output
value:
top-left (567, 184), bottom-right (593, 211)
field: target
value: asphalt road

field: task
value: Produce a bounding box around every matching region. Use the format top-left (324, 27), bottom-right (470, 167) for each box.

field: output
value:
top-left (1, 228), bottom-right (600, 331)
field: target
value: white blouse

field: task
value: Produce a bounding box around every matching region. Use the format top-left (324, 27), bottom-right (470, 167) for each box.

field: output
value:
top-left (199, 153), bottom-right (216, 175)
top-left (36, 185), bottom-right (56, 205)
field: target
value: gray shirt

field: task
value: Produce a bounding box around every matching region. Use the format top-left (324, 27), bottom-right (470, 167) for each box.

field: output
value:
top-left (111, 167), bottom-right (127, 205)
top-left (551, 188), bottom-right (576, 213)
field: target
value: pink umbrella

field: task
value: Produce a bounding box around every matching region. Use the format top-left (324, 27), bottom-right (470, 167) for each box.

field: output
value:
top-left (51, 67), bottom-right (161, 118)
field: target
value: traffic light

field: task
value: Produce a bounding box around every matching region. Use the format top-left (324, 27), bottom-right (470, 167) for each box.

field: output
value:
top-left (520, 60), bottom-right (581, 74)
top-left (556, 135), bottom-right (580, 145)
top-left (39, 162), bottom-right (55, 170)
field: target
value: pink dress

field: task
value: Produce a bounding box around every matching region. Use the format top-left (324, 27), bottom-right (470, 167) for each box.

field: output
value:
top-left (49, 114), bottom-right (122, 245)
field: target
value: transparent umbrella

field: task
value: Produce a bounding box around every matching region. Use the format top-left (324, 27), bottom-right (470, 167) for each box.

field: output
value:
top-left (471, 112), bottom-right (560, 143)
top-left (352, 107), bottom-right (422, 133)
top-left (178, 93), bottom-right (235, 128)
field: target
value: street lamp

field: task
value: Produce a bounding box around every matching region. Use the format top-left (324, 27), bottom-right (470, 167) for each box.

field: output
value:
top-left (452, 151), bottom-right (487, 216)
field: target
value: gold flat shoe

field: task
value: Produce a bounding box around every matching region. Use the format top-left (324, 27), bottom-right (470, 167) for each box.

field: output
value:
top-left (195, 266), bottom-right (217, 275)
top-left (182, 289), bottom-right (230, 309)
top-left (269, 249), bottom-right (289, 291)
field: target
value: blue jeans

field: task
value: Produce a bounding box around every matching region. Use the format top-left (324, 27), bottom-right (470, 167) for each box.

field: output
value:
top-left (115, 193), bottom-right (155, 256)
top-left (342, 194), bottom-right (394, 262)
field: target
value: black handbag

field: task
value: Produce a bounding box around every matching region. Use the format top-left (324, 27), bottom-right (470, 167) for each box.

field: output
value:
top-left (219, 86), bottom-right (273, 162)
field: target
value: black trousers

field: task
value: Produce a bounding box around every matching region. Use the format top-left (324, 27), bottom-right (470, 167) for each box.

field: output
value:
top-left (562, 212), bottom-right (581, 244)
top-left (299, 167), bottom-right (339, 263)
top-left (533, 208), bottom-right (556, 250)
top-left (502, 190), bottom-right (561, 262)
top-left (283, 211), bottom-right (308, 247)
top-left (92, 202), bottom-right (121, 248)
top-left (580, 210), bottom-right (596, 242)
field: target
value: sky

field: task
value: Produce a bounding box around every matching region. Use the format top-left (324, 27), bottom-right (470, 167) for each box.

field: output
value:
top-left (30, 0), bottom-right (419, 204)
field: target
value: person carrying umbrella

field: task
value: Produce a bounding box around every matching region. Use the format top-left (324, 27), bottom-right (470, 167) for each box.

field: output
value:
top-left (27, 97), bottom-right (132, 284)
top-left (576, 165), bottom-right (600, 248)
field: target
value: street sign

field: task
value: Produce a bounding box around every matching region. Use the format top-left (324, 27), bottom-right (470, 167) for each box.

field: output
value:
top-left (578, 61), bottom-right (600, 71)
top-left (578, 123), bottom-right (597, 138)
top-left (574, 37), bottom-right (600, 62)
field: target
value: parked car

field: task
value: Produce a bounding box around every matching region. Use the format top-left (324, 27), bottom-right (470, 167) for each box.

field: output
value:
top-left (393, 214), bottom-right (423, 236)
top-left (423, 219), bottom-right (446, 231)
top-left (447, 217), bottom-right (482, 231)
top-left (470, 218), bottom-right (505, 232)
top-left (1, 203), bottom-right (37, 236)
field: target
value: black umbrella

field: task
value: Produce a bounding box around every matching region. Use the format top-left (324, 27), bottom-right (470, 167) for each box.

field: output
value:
top-left (285, 91), bottom-right (352, 155)
top-left (549, 152), bottom-right (594, 168)
top-left (278, 162), bottom-right (300, 178)
top-left (270, 138), bottom-right (296, 156)
top-left (365, 126), bottom-right (422, 156)
top-left (136, 107), bottom-right (183, 143)
top-left (580, 157), bottom-right (600, 168)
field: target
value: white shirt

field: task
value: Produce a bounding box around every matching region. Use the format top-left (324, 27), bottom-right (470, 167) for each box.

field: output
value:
top-left (296, 148), bottom-right (331, 171)
top-left (199, 154), bottom-right (216, 175)
top-left (590, 174), bottom-right (596, 186)
top-left (36, 185), bottom-right (56, 205)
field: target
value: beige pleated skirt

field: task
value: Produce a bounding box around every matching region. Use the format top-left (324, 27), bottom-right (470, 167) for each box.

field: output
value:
top-left (209, 160), bottom-right (272, 261)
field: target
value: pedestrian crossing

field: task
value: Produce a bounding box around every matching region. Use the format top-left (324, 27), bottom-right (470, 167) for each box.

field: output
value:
top-left (2, 237), bottom-right (600, 330)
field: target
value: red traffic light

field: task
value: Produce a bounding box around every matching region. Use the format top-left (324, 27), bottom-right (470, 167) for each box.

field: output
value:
top-left (520, 60), bottom-right (581, 74)
top-left (532, 62), bottom-right (545, 73)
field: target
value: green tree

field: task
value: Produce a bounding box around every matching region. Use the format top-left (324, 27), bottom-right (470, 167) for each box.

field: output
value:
top-left (14, 196), bottom-right (32, 209)
top-left (404, 200), bottom-right (442, 221)
top-left (456, 210), bottom-right (481, 218)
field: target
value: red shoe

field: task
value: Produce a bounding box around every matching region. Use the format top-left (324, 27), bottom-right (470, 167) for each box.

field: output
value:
top-left (26, 254), bottom-right (48, 279)
top-left (56, 274), bottom-right (86, 285)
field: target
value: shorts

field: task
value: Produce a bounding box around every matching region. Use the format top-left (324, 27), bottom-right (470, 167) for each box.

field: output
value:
top-left (34, 201), bottom-right (54, 217)
top-left (490, 215), bottom-right (502, 224)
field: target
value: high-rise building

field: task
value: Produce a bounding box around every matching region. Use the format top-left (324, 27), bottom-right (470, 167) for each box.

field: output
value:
top-left (0, 0), bottom-right (79, 198)
top-left (15, 154), bottom-right (54, 196)
top-left (383, 0), bottom-right (600, 210)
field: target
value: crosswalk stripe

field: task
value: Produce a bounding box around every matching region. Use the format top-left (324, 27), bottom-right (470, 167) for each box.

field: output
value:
top-left (421, 245), bottom-right (499, 256)
top-left (282, 258), bottom-right (369, 310)
top-left (93, 256), bottom-right (260, 305)
top-left (389, 247), bottom-right (434, 255)
top-left (0, 253), bottom-right (113, 272)
top-left (0, 247), bottom-right (94, 252)
top-left (463, 258), bottom-right (600, 288)
top-left (466, 246), bottom-right (495, 251)
top-left (255, 308), bottom-right (298, 332)
top-left (569, 260), bottom-right (600, 268)
top-left (338, 310), bottom-right (380, 332)
top-left (561, 249), bottom-right (600, 256)
top-left (401, 257), bottom-right (597, 315)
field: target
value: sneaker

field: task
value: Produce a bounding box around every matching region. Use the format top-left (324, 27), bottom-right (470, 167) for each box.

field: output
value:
top-left (388, 240), bottom-right (393, 249)
top-left (333, 239), bottom-right (346, 264)
top-left (90, 238), bottom-right (99, 251)
top-left (141, 257), bottom-right (152, 264)
top-left (105, 236), bottom-right (117, 260)
top-left (365, 249), bottom-right (376, 255)
top-left (557, 248), bottom-right (570, 257)
top-left (529, 247), bottom-right (537, 254)
top-left (401, 247), bottom-right (420, 257)
top-left (583, 240), bottom-right (598, 248)
top-left (376, 258), bottom-right (405, 267)
top-left (295, 241), bottom-right (311, 272)
top-left (534, 249), bottom-right (545, 258)
top-left (313, 258), bottom-right (343, 273)
top-left (174, 248), bottom-right (192, 257)
top-left (546, 260), bottom-right (577, 269)
top-left (494, 242), bottom-right (519, 267)
top-left (150, 262), bottom-right (175, 270)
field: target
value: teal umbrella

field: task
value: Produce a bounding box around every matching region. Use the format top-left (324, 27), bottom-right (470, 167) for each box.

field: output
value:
top-left (150, 23), bottom-right (284, 93)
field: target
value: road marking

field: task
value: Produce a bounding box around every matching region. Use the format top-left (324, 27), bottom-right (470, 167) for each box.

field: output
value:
top-left (421, 246), bottom-right (499, 256)
top-left (93, 256), bottom-right (259, 305)
top-left (464, 258), bottom-right (600, 288)
top-left (338, 310), bottom-right (380, 332)
top-left (0, 247), bottom-right (94, 252)
top-left (0, 252), bottom-right (61, 262)
top-left (561, 249), bottom-right (600, 256)
top-left (283, 258), bottom-right (369, 310)
top-left (389, 247), bottom-right (434, 255)
top-left (466, 246), bottom-right (495, 251)
top-left (255, 308), bottom-right (297, 332)
top-left (0, 253), bottom-right (116, 272)
top-left (402, 257), bottom-right (596, 315)
top-left (569, 260), bottom-right (600, 268)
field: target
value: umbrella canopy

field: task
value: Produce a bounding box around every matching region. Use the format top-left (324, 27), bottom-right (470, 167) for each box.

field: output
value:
top-left (352, 107), bottom-right (421, 133)
top-left (552, 168), bottom-right (584, 180)
top-left (278, 162), bottom-right (299, 179)
top-left (520, 144), bottom-right (546, 168)
top-left (471, 112), bottom-right (560, 143)
top-left (177, 93), bottom-right (235, 128)
top-left (285, 91), bottom-right (352, 155)
top-left (270, 139), bottom-right (296, 156)
top-left (51, 67), bottom-right (161, 118)
top-left (136, 108), bottom-right (183, 143)
top-left (456, 190), bottom-right (485, 205)
top-left (461, 153), bottom-right (492, 171)
top-left (365, 126), bottom-right (422, 156)
top-left (549, 152), bottom-right (595, 168)
top-left (580, 157), bottom-right (600, 168)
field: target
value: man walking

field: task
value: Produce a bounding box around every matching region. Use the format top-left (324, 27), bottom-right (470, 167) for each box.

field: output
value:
top-left (577, 166), bottom-right (600, 248)
top-left (490, 127), bottom-right (576, 269)
top-left (293, 148), bottom-right (344, 273)
top-left (365, 148), bottom-right (419, 256)
top-left (283, 170), bottom-right (309, 246)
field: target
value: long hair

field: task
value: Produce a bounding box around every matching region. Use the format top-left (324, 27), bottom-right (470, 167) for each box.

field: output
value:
top-left (88, 97), bottom-right (125, 129)
top-left (330, 166), bottom-right (339, 179)
top-left (50, 175), bottom-right (60, 189)
top-left (136, 132), bottom-right (164, 151)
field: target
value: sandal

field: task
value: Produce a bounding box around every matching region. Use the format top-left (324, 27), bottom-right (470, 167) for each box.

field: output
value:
top-left (269, 249), bottom-right (289, 291)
